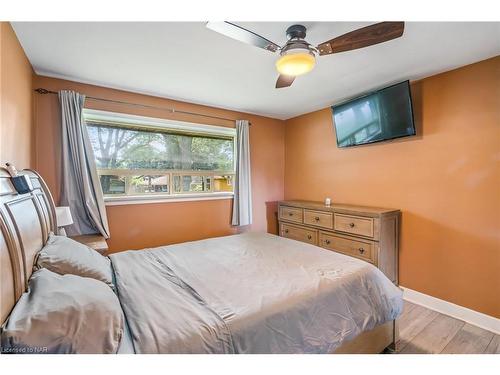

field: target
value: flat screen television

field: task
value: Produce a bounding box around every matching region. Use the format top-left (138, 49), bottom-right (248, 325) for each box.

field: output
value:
top-left (332, 80), bottom-right (415, 148)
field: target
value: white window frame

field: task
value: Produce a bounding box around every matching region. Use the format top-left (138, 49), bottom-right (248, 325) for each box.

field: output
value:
top-left (83, 109), bottom-right (236, 206)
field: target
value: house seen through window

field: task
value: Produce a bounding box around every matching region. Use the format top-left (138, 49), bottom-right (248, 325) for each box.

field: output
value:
top-left (84, 110), bottom-right (236, 199)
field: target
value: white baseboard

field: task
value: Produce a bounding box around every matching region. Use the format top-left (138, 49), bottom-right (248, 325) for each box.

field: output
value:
top-left (400, 286), bottom-right (500, 335)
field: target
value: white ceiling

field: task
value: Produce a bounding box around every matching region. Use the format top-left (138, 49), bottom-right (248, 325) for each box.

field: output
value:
top-left (12, 22), bottom-right (500, 120)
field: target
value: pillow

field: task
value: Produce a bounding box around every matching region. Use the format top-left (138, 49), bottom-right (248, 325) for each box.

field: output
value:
top-left (35, 234), bottom-right (113, 288)
top-left (1, 268), bottom-right (124, 354)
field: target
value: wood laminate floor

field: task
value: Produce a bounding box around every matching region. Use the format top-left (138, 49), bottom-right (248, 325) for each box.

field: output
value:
top-left (393, 301), bottom-right (499, 354)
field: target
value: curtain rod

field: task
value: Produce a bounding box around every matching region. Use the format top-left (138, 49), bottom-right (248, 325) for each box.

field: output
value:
top-left (34, 88), bottom-right (251, 125)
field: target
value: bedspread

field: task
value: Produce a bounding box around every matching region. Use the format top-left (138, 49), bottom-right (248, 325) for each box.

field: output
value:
top-left (110, 233), bottom-right (402, 353)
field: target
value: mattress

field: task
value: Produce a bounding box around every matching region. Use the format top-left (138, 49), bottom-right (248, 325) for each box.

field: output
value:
top-left (110, 232), bottom-right (403, 354)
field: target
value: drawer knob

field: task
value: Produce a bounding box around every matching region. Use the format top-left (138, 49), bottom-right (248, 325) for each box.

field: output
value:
top-left (285, 229), bottom-right (289, 234)
top-left (358, 248), bottom-right (365, 254)
top-left (325, 239), bottom-right (331, 245)
top-left (349, 222), bottom-right (355, 228)
top-left (314, 216), bottom-right (320, 221)
top-left (307, 235), bottom-right (312, 240)
top-left (288, 212), bottom-right (293, 216)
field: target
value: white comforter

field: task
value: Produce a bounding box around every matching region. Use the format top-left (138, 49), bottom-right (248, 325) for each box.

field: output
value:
top-left (110, 232), bottom-right (403, 353)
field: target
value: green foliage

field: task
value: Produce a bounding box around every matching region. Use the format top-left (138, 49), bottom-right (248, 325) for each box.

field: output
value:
top-left (87, 123), bottom-right (234, 171)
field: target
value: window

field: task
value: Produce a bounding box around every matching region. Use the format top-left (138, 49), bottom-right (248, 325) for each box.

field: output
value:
top-left (84, 110), bottom-right (236, 202)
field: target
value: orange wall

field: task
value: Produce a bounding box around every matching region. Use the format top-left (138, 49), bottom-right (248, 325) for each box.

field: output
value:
top-left (284, 57), bottom-right (500, 317)
top-left (33, 75), bottom-right (285, 252)
top-left (0, 22), bottom-right (34, 168)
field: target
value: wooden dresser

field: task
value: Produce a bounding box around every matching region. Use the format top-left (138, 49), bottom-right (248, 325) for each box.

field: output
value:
top-left (278, 200), bottom-right (400, 284)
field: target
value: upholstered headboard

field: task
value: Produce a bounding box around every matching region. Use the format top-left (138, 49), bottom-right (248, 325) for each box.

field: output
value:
top-left (0, 168), bottom-right (57, 325)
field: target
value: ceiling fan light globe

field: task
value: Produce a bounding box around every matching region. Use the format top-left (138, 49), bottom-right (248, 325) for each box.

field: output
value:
top-left (275, 52), bottom-right (316, 77)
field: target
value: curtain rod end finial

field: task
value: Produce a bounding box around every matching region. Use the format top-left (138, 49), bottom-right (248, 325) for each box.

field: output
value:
top-left (34, 88), bottom-right (50, 95)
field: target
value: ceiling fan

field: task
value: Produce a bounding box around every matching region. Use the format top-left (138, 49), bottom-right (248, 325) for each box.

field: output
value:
top-left (206, 22), bottom-right (405, 88)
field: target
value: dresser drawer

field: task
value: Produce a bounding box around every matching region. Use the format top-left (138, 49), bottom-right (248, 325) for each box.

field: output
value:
top-left (319, 232), bottom-right (376, 263)
top-left (304, 209), bottom-right (333, 229)
top-left (279, 206), bottom-right (303, 223)
top-left (334, 213), bottom-right (374, 238)
top-left (281, 223), bottom-right (317, 245)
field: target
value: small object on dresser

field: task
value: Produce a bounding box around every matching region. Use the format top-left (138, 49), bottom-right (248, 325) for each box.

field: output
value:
top-left (56, 206), bottom-right (74, 236)
top-left (325, 197), bottom-right (331, 206)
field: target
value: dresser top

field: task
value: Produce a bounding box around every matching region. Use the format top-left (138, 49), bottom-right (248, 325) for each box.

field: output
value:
top-left (279, 200), bottom-right (400, 217)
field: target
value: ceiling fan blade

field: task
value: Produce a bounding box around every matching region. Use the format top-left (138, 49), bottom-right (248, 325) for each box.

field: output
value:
top-left (276, 75), bottom-right (295, 89)
top-left (317, 22), bottom-right (404, 56)
top-left (206, 22), bottom-right (280, 53)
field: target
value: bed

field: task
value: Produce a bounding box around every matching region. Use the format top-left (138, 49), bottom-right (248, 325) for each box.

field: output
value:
top-left (0, 168), bottom-right (402, 354)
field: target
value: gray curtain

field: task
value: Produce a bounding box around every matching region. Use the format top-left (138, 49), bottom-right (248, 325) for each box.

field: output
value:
top-left (231, 120), bottom-right (252, 226)
top-left (59, 90), bottom-right (110, 238)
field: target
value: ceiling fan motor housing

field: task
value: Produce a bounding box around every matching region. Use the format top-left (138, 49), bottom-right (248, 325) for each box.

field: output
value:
top-left (286, 24), bottom-right (307, 40)
top-left (281, 24), bottom-right (317, 57)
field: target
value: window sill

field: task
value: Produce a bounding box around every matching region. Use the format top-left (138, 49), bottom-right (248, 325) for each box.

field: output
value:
top-left (103, 192), bottom-right (234, 206)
